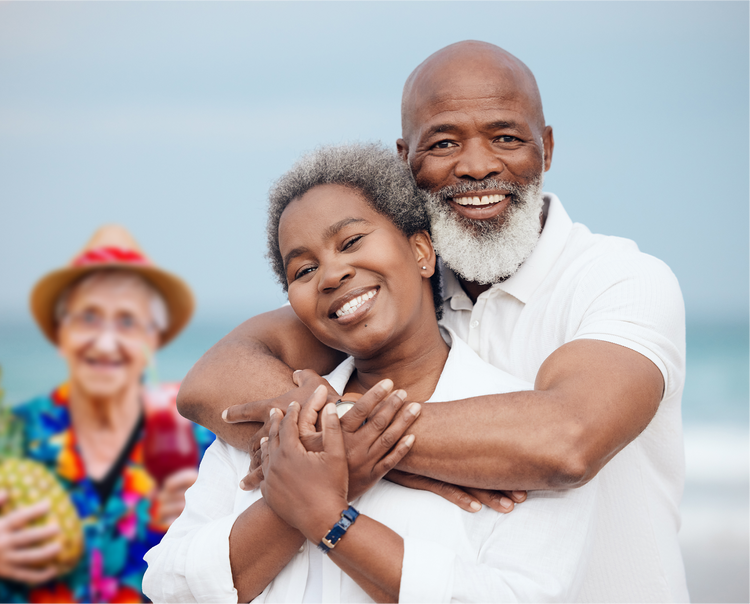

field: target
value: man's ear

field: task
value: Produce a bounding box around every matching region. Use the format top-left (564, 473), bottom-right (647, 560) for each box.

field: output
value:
top-left (410, 230), bottom-right (437, 277)
top-left (542, 126), bottom-right (554, 172)
top-left (396, 139), bottom-right (410, 164)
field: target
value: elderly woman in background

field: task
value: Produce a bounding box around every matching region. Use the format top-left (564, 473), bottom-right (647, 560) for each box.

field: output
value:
top-left (0, 225), bottom-right (214, 603)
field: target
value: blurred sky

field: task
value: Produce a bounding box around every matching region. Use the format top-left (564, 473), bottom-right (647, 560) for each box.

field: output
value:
top-left (0, 1), bottom-right (747, 326)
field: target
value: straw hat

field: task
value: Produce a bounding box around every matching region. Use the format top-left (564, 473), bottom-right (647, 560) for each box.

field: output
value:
top-left (30, 225), bottom-right (195, 347)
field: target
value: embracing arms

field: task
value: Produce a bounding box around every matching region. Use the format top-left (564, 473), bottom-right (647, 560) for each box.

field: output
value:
top-left (178, 306), bottom-right (664, 492)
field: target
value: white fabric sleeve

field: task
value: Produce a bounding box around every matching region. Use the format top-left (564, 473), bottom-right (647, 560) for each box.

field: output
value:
top-left (570, 250), bottom-right (685, 400)
top-left (399, 478), bottom-right (599, 603)
top-left (142, 439), bottom-right (242, 603)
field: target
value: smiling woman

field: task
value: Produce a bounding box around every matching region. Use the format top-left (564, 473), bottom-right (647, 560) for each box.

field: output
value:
top-left (142, 144), bottom-right (611, 604)
top-left (0, 226), bottom-right (215, 604)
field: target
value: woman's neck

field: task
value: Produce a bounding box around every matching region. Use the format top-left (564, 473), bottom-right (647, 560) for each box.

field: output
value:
top-left (348, 318), bottom-right (450, 403)
top-left (68, 381), bottom-right (143, 480)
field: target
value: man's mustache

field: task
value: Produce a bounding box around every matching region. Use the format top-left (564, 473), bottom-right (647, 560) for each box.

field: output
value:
top-left (432, 178), bottom-right (527, 203)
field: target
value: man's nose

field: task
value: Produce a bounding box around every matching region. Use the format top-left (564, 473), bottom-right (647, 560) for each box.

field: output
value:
top-left (454, 139), bottom-right (504, 180)
top-left (317, 260), bottom-right (353, 292)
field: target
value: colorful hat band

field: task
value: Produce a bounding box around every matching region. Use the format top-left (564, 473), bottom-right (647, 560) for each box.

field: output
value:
top-left (72, 246), bottom-right (149, 267)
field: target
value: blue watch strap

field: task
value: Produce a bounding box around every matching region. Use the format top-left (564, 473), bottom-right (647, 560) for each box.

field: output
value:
top-left (318, 506), bottom-right (360, 553)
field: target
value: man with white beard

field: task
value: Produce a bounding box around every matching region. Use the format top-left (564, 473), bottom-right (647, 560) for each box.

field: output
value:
top-left (176, 41), bottom-right (688, 600)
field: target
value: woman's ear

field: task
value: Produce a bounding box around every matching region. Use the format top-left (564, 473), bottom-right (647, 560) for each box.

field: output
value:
top-left (410, 230), bottom-right (437, 278)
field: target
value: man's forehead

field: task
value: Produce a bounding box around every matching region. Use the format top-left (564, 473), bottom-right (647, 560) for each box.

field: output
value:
top-left (402, 41), bottom-right (544, 135)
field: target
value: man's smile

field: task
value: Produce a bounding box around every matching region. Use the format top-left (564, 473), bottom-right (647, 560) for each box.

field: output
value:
top-left (448, 192), bottom-right (512, 221)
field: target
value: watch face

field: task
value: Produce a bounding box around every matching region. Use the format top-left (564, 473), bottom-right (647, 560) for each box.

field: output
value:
top-left (335, 401), bottom-right (355, 418)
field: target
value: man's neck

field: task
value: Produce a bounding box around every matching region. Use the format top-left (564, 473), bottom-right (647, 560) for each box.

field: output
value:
top-left (457, 201), bottom-right (549, 304)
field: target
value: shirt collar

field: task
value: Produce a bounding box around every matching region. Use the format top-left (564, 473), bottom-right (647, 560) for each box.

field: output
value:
top-left (441, 193), bottom-right (573, 306)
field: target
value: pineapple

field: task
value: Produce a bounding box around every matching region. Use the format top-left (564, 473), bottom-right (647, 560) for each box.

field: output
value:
top-left (0, 367), bottom-right (84, 575)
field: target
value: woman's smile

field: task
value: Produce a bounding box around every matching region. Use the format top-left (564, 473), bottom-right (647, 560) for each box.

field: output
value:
top-left (329, 287), bottom-right (379, 322)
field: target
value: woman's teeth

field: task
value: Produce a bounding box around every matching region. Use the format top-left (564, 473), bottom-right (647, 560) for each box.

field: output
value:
top-left (454, 194), bottom-right (505, 206)
top-left (336, 290), bottom-right (376, 318)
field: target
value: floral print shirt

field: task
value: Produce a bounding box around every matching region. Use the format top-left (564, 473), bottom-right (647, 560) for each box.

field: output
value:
top-left (0, 383), bottom-right (215, 603)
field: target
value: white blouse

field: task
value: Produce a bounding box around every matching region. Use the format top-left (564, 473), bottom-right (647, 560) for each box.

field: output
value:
top-left (144, 329), bottom-right (602, 603)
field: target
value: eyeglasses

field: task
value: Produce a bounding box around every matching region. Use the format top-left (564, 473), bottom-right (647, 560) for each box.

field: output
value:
top-left (61, 310), bottom-right (156, 340)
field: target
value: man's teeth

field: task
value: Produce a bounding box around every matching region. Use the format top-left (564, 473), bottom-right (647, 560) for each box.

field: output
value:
top-left (336, 290), bottom-right (376, 318)
top-left (453, 194), bottom-right (505, 206)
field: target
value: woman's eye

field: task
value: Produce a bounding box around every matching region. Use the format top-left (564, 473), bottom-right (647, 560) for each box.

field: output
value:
top-left (342, 235), bottom-right (364, 251)
top-left (81, 310), bottom-right (99, 325)
top-left (294, 266), bottom-right (316, 280)
top-left (117, 315), bottom-right (136, 331)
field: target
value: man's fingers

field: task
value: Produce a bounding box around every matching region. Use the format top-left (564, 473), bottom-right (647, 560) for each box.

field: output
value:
top-left (511, 490), bottom-right (527, 503)
top-left (279, 401), bottom-right (303, 447)
top-left (222, 401), bottom-right (269, 424)
top-left (239, 466), bottom-right (263, 491)
top-left (299, 384), bottom-right (328, 435)
top-left (340, 379), bottom-right (393, 432)
top-left (267, 407), bottom-right (284, 451)
top-left (464, 488), bottom-right (518, 513)
top-left (385, 470), bottom-right (482, 513)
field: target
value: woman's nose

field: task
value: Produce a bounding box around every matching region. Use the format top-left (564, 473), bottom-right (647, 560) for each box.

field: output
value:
top-left (91, 328), bottom-right (118, 352)
top-left (317, 260), bottom-right (353, 292)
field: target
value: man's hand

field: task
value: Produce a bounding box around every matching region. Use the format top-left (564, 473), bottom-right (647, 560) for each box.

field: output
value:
top-left (385, 472), bottom-right (526, 513)
top-left (0, 491), bottom-right (63, 584)
top-left (152, 468), bottom-right (199, 527)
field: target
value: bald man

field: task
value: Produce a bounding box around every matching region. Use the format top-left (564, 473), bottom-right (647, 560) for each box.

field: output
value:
top-left (178, 42), bottom-right (688, 601)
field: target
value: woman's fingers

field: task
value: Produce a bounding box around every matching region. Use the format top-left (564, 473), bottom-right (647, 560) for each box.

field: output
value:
top-left (1, 500), bottom-right (52, 531)
top-left (8, 522), bottom-right (60, 548)
top-left (298, 385), bottom-right (328, 437)
top-left (6, 539), bottom-right (62, 566)
top-left (339, 379), bottom-right (394, 432)
top-left (267, 407), bottom-right (284, 451)
top-left (364, 395), bottom-right (420, 457)
top-left (373, 434), bottom-right (416, 477)
top-left (3, 563), bottom-right (59, 585)
top-left (321, 403), bottom-right (346, 459)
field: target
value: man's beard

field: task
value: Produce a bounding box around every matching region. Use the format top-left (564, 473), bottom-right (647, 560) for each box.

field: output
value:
top-left (424, 175), bottom-right (545, 285)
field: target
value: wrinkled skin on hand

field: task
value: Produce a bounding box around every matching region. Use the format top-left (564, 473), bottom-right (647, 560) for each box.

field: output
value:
top-left (0, 491), bottom-right (63, 585)
top-left (239, 372), bottom-right (526, 514)
top-left (152, 468), bottom-right (199, 527)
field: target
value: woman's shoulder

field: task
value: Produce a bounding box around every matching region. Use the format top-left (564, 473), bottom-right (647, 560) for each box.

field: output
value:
top-left (12, 384), bottom-right (71, 440)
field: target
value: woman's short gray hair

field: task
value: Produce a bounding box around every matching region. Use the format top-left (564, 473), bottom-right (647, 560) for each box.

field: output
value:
top-left (265, 143), bottom-right (442, 318)
top-left (54, 269), bottom-right (169, 333)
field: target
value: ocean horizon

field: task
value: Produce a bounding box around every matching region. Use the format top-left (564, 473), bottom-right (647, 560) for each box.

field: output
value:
top-left (1, 313), bottom-right (748, 602)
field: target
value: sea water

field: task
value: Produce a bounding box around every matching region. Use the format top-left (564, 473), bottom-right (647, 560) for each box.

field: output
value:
top-left (0, 314), bottom-right (747, 602)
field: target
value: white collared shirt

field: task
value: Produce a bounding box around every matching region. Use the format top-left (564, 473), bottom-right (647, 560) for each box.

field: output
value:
top-left (439, 193), bottom-right (688, 602)
top-left (144, 329), bottom-right (603, 603)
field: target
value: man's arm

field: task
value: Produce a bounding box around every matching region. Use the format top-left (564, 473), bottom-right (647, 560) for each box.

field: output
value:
top-left (177, 306), bottom-right (345, 451)
top-left (398, 338), bottom-right (663, 490)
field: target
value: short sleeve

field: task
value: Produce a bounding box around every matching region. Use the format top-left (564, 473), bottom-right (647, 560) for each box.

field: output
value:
top-left (570, 249), bottom-right (685, 400)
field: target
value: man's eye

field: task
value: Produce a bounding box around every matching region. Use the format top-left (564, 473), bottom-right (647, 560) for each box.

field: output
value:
top-left (342, 235), bottom-right (364, 251)
top-left (496, 135), bottom-right (519, 143)
top-left (432, 140), bottom-right (456, 149)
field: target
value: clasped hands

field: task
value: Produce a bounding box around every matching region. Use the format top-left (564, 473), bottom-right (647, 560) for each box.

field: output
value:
top-left (223, 369), bottom-right (526, 514)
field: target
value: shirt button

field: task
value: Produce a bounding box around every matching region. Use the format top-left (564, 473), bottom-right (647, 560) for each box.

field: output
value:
top-left (470, 320), bottom-right (479, 328)
top-left (298, 544), bottom-right (305, 553)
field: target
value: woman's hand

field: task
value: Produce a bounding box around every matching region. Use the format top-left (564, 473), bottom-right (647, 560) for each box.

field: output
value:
top-left (0, 491), bottom-right (63, 584)
top-left (259, 392), bottom-right (350, 541)
top-left (297, 381), bottom-right (419, 500)
top-left (152, 468), bottom-right (199, 527)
